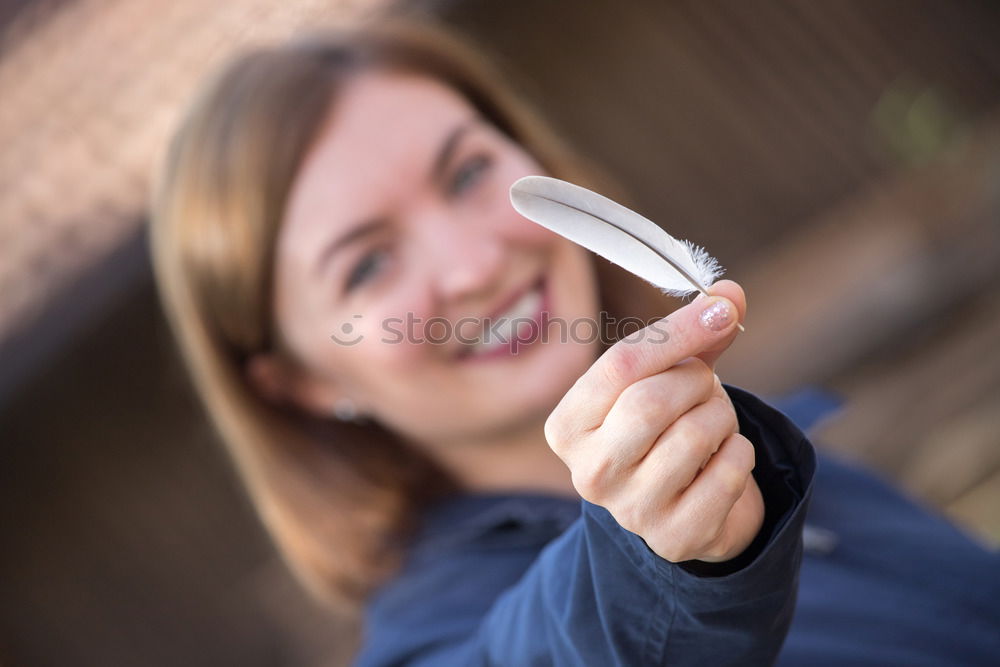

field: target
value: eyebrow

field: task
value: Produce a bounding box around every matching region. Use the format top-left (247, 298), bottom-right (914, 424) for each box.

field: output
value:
top-left (313, 119), bottom-right (477, 277)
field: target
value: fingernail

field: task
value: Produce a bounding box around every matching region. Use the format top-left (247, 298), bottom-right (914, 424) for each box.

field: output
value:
top-left (699, 299), bottom-right (733, 331)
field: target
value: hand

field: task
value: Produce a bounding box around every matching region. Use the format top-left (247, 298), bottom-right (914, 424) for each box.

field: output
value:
top-left (545, 280), bottom-right (763, 563)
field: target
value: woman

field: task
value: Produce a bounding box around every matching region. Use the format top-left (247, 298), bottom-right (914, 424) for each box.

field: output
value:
top-left (150, 18), bottom-right (1000, 665)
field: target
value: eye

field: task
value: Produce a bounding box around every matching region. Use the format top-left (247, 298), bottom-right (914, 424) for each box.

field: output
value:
top-left (448, 153), bottom-right (493, 196)
top-left (345, 248), bottom-right (388, 292)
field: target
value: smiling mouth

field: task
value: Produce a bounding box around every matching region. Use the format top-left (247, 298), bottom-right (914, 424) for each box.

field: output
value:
top-left (456, 277), bottom-right (550, 361)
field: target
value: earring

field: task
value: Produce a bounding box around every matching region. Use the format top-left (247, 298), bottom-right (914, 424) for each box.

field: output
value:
top-left (334, 397), bottom-right (361, 423)
top-left (333, 396), bottom-right (370, 425)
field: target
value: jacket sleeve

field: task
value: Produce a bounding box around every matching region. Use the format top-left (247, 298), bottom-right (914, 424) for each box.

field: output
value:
top-left (356, 385), bottom-right (817, 666)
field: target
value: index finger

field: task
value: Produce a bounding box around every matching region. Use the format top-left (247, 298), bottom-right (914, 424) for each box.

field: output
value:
top-left (559, 293), bottom-right (743, 434)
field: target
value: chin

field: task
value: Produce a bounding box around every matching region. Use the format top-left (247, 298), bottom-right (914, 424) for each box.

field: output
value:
top-left (507, 337), bottom-right (599, 418)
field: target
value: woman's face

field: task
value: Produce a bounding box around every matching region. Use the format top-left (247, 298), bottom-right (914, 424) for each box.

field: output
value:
top-left (270, 70), bottom-right (601, 450)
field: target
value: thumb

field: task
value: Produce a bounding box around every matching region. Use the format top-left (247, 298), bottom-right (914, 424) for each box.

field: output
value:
top-left (692, 280), bottom-right (747, 370)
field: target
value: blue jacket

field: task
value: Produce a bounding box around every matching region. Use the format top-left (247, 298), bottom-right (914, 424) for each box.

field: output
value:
top-left (355, 386), bottom-right (1000, 665)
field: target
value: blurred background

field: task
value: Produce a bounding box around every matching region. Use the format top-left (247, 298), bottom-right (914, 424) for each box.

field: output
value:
top-left (1, 0), bottom-right (999, 664)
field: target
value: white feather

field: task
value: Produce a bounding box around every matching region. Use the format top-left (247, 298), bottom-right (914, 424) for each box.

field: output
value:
top-left (509, 175), bottom-right (724, 298)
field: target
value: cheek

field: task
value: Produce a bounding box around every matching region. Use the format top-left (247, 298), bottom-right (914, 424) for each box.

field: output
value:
top-left (485, 146), bottom-right (556, 244)
top-left (340, 289), bottom-right (434, 371)
top-left (508, 212), bottom-right (563, 247)
top-left (550, 238), bottom-right (601, 312)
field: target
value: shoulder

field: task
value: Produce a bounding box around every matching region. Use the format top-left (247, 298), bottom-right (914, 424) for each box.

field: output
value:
top-left (356, 493), bottom-right (579, 665)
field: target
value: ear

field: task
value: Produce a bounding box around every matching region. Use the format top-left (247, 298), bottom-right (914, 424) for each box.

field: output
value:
top-left (245, 352), bottom-right (289, 404)
top-left (244, 351), bottom-right (347, 418)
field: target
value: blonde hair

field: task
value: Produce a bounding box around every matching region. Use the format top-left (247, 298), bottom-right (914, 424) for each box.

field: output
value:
top-left (150, 18), bottom-right (669, 610)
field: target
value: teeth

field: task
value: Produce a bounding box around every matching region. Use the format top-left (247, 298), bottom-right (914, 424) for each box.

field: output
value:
top-left (468, 286), bottom-right (543, 356)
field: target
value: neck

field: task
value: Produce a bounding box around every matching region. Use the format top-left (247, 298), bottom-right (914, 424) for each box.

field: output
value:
top-left (422, 417), bottom-right (579, 500)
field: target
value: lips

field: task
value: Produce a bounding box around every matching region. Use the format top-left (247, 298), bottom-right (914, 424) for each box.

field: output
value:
top-left (455, 276), bottom-right (549, 360)
top-left (484, 277), bottom-right (542, 322)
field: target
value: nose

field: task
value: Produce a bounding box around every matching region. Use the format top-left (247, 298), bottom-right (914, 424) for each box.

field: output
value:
top-left (420, 213), bottom-right (505, 302)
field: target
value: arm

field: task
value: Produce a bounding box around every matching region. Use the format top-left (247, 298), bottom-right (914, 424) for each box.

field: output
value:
top-left (357, 386), bottom-right (815, 666)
